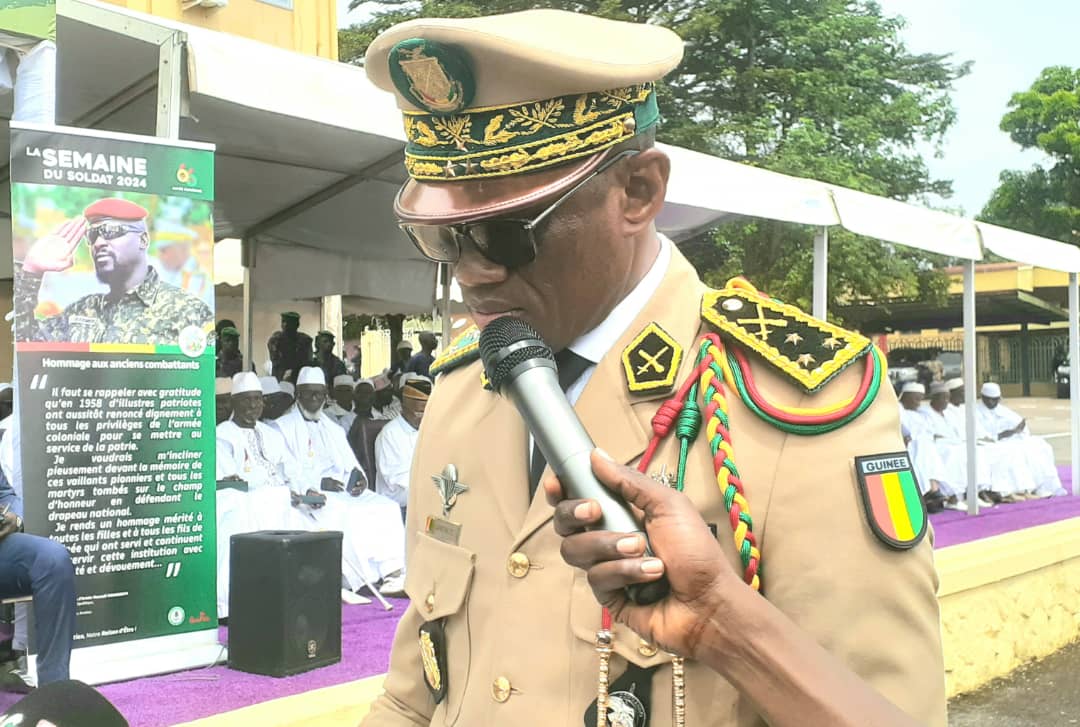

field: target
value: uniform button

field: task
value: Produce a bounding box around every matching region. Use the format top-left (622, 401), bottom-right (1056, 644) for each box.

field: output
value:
top-left (637, 638), bottom-right (658, 658)
top-left (507, 552), bottom-right (531, 578)
top-left (491, 675), bottom-right (512, 702)
top-left (424, 592), bottom-right (435, 613)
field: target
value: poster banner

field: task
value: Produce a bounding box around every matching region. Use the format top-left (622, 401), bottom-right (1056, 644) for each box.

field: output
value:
top-left (0, 0), bottom-right (55, 42)
top-left (9, 123), bottom-right (217, 652)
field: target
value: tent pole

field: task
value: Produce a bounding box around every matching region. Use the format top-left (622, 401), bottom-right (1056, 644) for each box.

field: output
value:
top-left (155, 31), bottom-right (183, 139)
top-left (963, 259), bottom-right (979, 516)
top-left (813, 228), bottom-right (828, 319)
top-left (441, 264), bottom-right (453, 346)
top-left (241, 238), bottom-right (256, 373)
top-left (1070, 273), bottom-right (1080, 496)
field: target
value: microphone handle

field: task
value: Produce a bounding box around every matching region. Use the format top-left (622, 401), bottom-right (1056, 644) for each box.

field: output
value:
top-left (507, 366), bottom-right (670, 605)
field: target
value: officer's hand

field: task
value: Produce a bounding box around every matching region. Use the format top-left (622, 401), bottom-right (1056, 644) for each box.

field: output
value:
top-left (545, 450), bottom-right (738, 659)
top-left (0, 512), bottom-right (19, 542)
top-left (22, 220), bottom-right (87, 275)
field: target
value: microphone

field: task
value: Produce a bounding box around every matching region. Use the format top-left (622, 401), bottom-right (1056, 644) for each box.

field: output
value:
top-left (479, 316), bottom-right (670, 605)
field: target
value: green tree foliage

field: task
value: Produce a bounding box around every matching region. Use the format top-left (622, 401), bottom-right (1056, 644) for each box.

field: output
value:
top-left (340, 0), bottom-right (966, 314)
top-left (981, 66), bottom-right (1080, 244)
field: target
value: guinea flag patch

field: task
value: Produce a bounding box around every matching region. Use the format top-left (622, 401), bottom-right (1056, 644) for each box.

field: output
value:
top-left (854, 453), bottom-right (927, 550)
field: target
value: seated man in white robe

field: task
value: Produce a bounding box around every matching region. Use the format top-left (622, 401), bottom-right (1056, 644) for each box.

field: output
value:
top-left (259, 376), bottom-right (294, 422)
top-left (923, 382), bottom-right (998, 508)
top-left (375, 375), bottom-right (430, 511)
top-left (898, 383), bottom-right (956, 511)
top-left (944, 378), bottom-right (965, 434)
top-left (976, 382), bottom-right (1065, 498)
top-left (941, 378), bottom-right (1035, 503)
top-left (370, 373), bottom-right (402, 421)
top-left (275, 367), bottom-right (407, 596)
top-left (326, 374), bottom-right (355, 430)
top-left (215, 372), bottom-right (310, 617)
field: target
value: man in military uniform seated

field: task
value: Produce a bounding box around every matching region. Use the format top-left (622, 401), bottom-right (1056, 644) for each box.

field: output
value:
top-left (360, 10), bottom-right (945, 727)
top-left (14, 198), bottom-right (213, 345)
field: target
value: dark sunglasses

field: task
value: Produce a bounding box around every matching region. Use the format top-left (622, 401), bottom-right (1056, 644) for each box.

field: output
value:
top-left (399, 149), bottom-right (641, 269)
top-left (87, 223), bottom-right (145, 243)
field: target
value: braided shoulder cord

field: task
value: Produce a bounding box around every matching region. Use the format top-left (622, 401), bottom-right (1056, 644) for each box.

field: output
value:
top-left (595, 293), bottom-right (885, 725)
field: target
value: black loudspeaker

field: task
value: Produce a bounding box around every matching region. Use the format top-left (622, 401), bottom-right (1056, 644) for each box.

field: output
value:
top-left (228, 530), bottom-right (343, 677)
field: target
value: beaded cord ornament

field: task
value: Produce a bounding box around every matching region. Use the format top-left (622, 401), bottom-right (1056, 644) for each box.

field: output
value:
top-left (594, 279), bottom-right (887, 727)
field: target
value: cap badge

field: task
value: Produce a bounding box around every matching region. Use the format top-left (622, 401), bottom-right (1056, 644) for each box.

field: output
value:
top-left (390, 39), bottom-right (474, 115)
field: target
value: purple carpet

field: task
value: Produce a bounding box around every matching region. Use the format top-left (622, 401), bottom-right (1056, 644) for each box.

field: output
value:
top-left (929, 465), bottom-right (1080, 548)
top-left (5, 467), bottom-right (1080, 724)
top-left (0, 599), bottom-right (406, 726)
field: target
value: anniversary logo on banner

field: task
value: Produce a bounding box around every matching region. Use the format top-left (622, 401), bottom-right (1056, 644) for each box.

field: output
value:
top-left (9, 123), bottom-right (216, 649)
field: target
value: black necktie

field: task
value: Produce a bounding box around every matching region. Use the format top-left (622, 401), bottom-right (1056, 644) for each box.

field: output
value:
top-left (529, 348), bottom-right (593, 497)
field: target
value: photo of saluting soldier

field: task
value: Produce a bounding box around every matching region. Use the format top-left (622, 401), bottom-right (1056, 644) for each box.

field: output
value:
top-left (14, 197), bottom-right (213, 345)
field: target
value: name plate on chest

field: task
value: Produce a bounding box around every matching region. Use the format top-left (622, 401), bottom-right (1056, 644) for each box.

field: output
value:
top-left (425, 515), bottom-right (462, 546)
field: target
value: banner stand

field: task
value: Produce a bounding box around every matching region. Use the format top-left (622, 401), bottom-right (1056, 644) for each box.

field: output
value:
top-left (10, 122), bottom-right (222, 683)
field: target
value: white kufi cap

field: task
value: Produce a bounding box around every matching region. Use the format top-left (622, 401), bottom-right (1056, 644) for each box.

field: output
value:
top-left (981, 382), bottom-right (1002, 398)
top-left (232, 372), bottom-right (262, 395)
top-left (259, 376), bottom-right (281, 395)
top-left (279, 381), bottom-right (296, 397)
top-left (929, 382), bottom-right (949, 395)
top-left (945, 378), bottom-right (963, 391)
top-left (334, 374), bottom-right (354, 388)
top-left (900, 382), bottom-right (925, 395)
top-left (297, 366), bottom-right (325, 387)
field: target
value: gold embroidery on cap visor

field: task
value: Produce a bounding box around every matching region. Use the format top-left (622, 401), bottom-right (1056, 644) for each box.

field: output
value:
top-left (402, 84), bottom-right (656, 181)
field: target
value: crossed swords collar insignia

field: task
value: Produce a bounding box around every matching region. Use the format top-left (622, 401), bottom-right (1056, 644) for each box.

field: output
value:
top-left (621, 322), bottom-right (683, 394)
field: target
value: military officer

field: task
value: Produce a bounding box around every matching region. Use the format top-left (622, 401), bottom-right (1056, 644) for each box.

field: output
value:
top-left (14, 198), bottom-right (213, 345)
top-left (270, 312), bottom-right (314, 384)
top-left (362, 10), bottom-right (945, 727)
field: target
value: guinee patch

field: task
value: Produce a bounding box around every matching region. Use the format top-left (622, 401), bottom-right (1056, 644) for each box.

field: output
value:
top-left (854, 452), bottom-right (927, 550)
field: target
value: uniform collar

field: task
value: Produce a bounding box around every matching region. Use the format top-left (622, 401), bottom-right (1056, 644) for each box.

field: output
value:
top-left (512, 240), bottom-right (706, 547)
top-left (566, 233), bottom-right (671, 364)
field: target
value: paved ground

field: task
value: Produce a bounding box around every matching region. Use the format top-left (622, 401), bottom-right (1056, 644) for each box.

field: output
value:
top-left (949, 639), bottom-right (1080, 725)
top-left (1000, 397), bottom-right (1072, 465)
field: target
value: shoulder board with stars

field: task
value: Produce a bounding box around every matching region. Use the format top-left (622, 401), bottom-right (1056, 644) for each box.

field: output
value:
top-left (430, 324), bottom-right (480, 378)
top-left (701, 286), bottom-right (872, 393)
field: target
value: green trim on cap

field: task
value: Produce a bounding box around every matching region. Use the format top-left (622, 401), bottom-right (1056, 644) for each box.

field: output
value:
top-left (281, 311), bottom-right (300, 319)
top-left (389, 38), bottom-right (475, 115)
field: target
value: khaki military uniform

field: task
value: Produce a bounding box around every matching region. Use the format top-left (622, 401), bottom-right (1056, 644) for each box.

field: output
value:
top-left (363, 248), bottom-right (947, 727)
top-left (14, 265), bottom-right (213, 345)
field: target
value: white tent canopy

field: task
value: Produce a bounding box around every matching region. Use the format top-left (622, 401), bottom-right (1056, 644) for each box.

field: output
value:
top-left (50, 0), bottom-right (432, 313)
top-left (658, 143), bottom-right (839, 239)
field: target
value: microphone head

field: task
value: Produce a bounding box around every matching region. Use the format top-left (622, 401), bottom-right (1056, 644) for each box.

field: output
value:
top-left (478, 317), bottom-right (555, 392)
top-left (0, 679), bottom-right (128, 726)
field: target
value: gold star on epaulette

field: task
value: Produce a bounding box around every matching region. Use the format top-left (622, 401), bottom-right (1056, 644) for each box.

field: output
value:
top-left (701, 287), bottom-right (872, 393)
